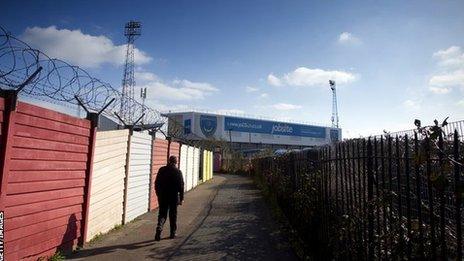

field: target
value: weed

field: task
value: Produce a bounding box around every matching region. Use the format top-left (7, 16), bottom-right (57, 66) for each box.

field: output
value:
top-left (48, 251), bottom-right (65, 261)
top-left (111, 224), bottom-right (123, 232)
top-left (88, 233), bottom-right (103, 244)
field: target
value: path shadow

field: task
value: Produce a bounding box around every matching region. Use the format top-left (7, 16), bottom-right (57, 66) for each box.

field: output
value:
top-left (68, 240), bottom-right (155, 259)
top-left (54, 214), bottom-right (78, 256)
top-left (147, 177), bottom-right (297, 260)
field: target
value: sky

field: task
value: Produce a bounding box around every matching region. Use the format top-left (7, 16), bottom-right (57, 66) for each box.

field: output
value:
top-left (2, 0), bottom-right (464, 138)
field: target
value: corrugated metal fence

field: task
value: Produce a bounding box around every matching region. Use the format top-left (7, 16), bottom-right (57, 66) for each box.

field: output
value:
top-left (0, 96), bottom-right (214, 260)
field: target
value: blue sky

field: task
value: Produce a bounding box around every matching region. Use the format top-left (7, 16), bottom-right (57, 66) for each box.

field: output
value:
top-left (2, 0), bottom-right (464, 137)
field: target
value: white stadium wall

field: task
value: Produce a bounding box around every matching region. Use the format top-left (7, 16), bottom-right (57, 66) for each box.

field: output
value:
top-left (168, 112), bottom-right (342, 147)
top-left (124, 131), bottom-right (152, 223)
top-left (87, 129), bottom-right (129, 241)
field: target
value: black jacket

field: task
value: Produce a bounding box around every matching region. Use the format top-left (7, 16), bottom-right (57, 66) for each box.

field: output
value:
top-left (155, 164), bottom-right (184, 202)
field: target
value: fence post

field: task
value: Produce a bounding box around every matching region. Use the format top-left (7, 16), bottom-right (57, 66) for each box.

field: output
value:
top-left (395, 136), bottom-right (404, 258)
top-left (413, 132), bottom-right (425, 259)
top-left (0, 90), bottom-right (18, 212)
top-left (122, 127), bottom-right (133, 224)
top-left (79, 112), bottom-right (98, 245)
top-left (404, 135), bottom-right (412, 260)
top-left (454, 130), bottom-right (462, 260)
top-left (362, 139), bottom-right (368, 253)
top-left (438, 132), bottom-right (447, 259)
top-left (0, 68), bottom-right (42, 209)
top-left (379, 137), bottom-right (387, 256)
top-left (290, 153), bottom-right (296, 191)
top-left (74, 96), bottom-right (114, 244)
top-left (426, 137), bottom-right (437, 259)
top-left (167, 137), bottom-right (172, 162)
top-left (367, 138), bottom-right (374, 260)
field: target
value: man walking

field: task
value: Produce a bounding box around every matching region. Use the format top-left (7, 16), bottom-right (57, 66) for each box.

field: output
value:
top-left (154, 156), bottom-right (184, 241)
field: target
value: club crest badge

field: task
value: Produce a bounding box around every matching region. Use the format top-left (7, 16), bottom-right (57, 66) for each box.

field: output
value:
top-left (200, 115), bottom-right (217, 137)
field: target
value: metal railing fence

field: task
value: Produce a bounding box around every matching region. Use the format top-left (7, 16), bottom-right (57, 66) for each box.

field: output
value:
top-left (252, 130), bottom-right (463, 260)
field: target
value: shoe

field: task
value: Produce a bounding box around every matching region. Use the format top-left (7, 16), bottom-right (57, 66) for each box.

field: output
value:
top-left (155, 231), bottom-right (161, 241)
top-left (169, 233), bottom-right (176, 239)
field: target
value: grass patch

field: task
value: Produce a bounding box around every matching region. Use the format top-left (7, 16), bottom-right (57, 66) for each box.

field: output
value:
top-left (88, 232), bottom-right (104, 244)
top-left (88, 223), bottom-right (124, 245)
top-left (38, 251), bottom-right (65, 261)
top-left (110, 223), bottom-right (123, 232)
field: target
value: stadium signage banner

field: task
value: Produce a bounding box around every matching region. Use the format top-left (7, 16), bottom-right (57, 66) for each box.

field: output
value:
top-left (224, 116), bottom-right (326, 138)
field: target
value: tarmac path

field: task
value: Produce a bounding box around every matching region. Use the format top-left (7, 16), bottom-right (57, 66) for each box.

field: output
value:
top-left (69, 174), bottom-right (297, 260)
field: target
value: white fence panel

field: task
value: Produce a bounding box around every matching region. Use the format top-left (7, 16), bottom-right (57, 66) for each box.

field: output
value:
top-left (87, 129), bottom-right (129, 241)
top-left (180, 144), bottom-right (188, 192)
top-left (186, 146), bottom-right (195, 191)
top-left (124, 131), bottom-right (152, 223)
top-left (209, 151), bottom-right (214, 180)
top-left (193, 147), bottom-right (200, 188)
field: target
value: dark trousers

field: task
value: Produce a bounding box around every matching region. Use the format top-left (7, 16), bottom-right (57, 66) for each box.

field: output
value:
top-left (156, 198), bottom-right (178, 235)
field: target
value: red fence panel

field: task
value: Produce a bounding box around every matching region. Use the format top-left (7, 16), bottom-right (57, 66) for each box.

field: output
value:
top-left (169, 141), bottom-right (181, 167)
top-left (150, 139), bottom-right (168, 210)
top-left (2, 101), bottom-right (91, 260)
top-left (0, 97), bottom-right (4, 146)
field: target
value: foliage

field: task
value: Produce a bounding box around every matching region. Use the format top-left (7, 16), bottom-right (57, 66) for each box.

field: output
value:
top-left (38, 251), bottom-right (65, 261)
top-left (251, 118), bottom-right (464, 260)
top-left (49, 252), bottom-right (65, 261)
top-left (88, 232), bottom-right (104, 244)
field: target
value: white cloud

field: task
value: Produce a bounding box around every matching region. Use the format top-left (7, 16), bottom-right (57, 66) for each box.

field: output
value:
top-left (272, 103), bottom-right (302, 111)
top-left (338, 32), bottom-right (361, 45)
top-left (267, 74), bottom-right (282, 86)
top-left (433, 46), bottom-right (464, 68)
top-left (429, 86), bottom-right (451, 94)
top-left (150, 102), bottom-right (189, 113)
top-left (429, 46), bottom-right (464, 92)
top-left (457, 99), bottom-right (464, 107)
top-left (135, 71), bottom-right (158, 82)
top-left (268, 67), bottom-right (357, 87)
top-left (215, 109), bottom-right (245, 115)
top-left (173, 79), bottom-right (218, 92)
top-left (142, 79), bottom-right (218, 101)
top-left (21, 26), bottom-right (151, 68)
top-left (403, 99), bottom-right (421, 110)
top-left (260, 93), bottom-right (269, 98)
top-left (245, 86), bottom-right (259, 93)
top-left (429, 70), bottom-right (464, 89)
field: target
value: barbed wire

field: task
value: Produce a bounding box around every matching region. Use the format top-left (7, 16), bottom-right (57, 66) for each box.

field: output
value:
top-left (0, 25), bottom-right (165, 125)
top-left (0, 25), bottom-right (222, 150)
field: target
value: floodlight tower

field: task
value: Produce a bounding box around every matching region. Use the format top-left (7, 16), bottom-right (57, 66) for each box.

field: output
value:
top-left (120, 20), bottom-right (141, 123)
top-left (140, 87), bottom-right (147, 124)
top-left (329, 80), bottom-right (339, 128)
